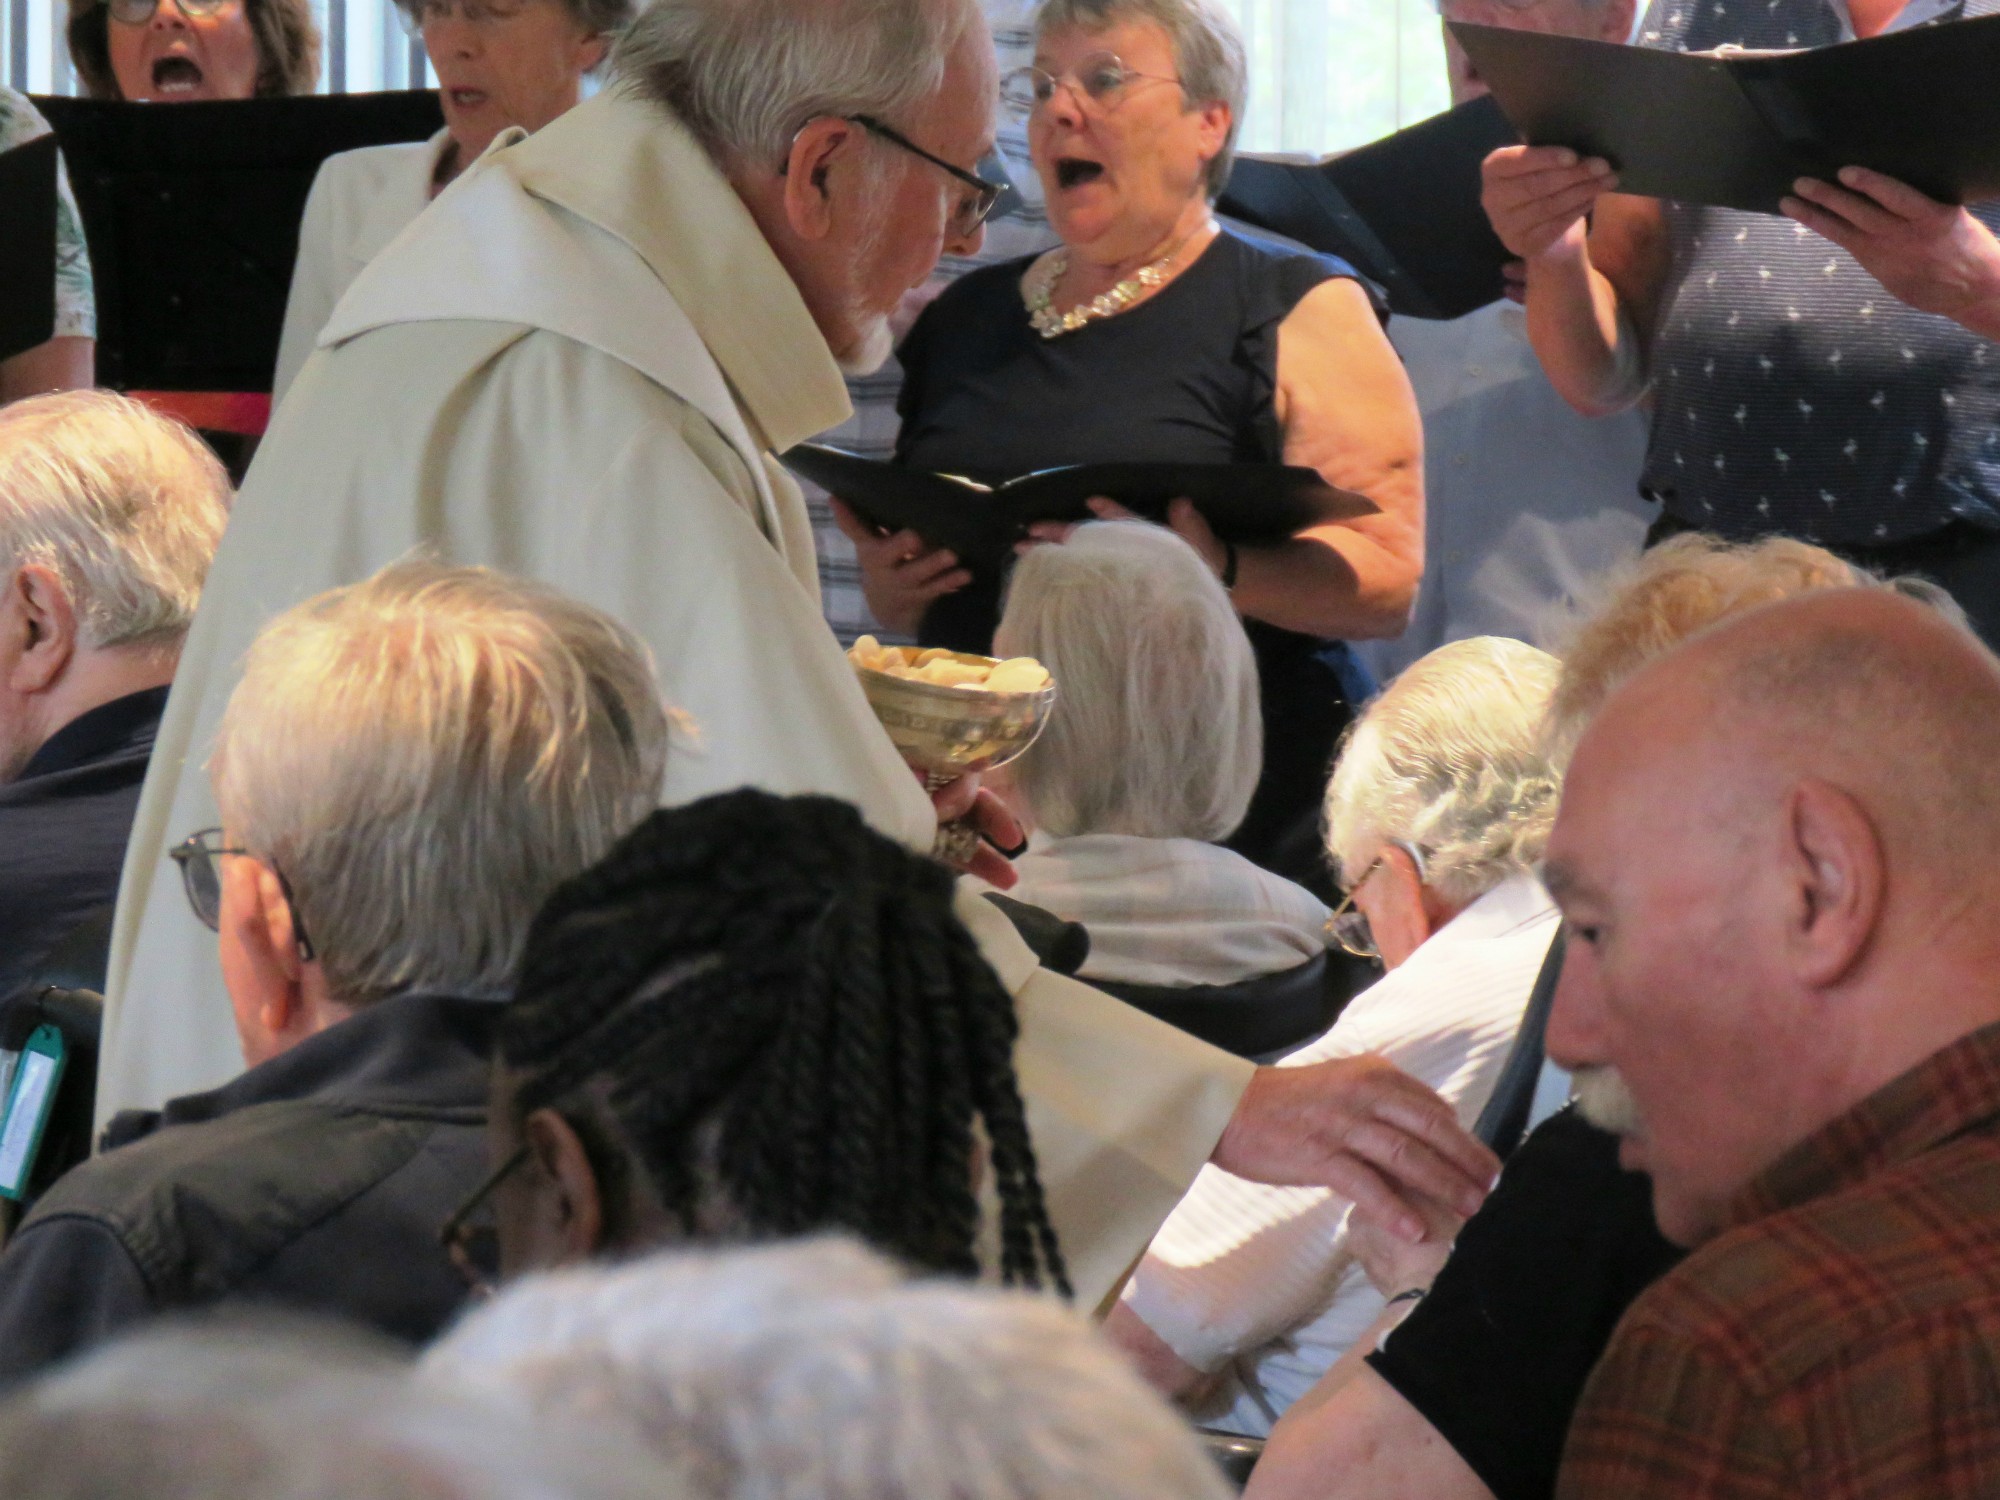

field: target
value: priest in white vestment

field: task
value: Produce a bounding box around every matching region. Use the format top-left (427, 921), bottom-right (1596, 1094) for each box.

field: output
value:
top-left (101, 0), bottom-right (1495, 1309)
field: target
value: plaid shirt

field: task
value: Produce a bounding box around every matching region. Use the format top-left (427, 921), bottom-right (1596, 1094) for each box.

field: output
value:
top-left (1557, 1018), bottom-right (2000, 1499)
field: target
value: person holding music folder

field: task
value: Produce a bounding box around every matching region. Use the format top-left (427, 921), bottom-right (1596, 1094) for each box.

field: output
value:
top-left (0, 89), bottom-right (94, 405)
top-left (1481, 0), bottom-right (2000, 640)
top-left (66, 0), bottom-right (318, 102)
top-left (272, 0), bottom-right (632, 406)
top-left (839, 0), bottom-right (1424, 901)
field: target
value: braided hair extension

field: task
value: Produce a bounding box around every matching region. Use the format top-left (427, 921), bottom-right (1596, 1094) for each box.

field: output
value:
top-left (499, 789), bottom-right (1071, 1295)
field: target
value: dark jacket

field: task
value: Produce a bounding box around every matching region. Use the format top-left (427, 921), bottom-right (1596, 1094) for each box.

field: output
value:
top-left (0, 989), bottom-right (496, 1388)
top-left (0, 686), bottom-right (166, 999)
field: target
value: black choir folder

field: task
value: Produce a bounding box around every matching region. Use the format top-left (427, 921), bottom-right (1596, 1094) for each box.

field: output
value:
top-left (780, 445), bottom-right (1375, 576)
top-left (1451, 14), bottom-right (2000, 216)
top-left (1219, 96), bottom-right (1520, 321)
top-left (0, 135), bottom-right (60, 363)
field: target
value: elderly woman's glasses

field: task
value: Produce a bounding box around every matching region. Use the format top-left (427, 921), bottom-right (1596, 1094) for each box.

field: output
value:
top-left (1324, 841), bottom-right (1429, 960)
top-left (168, 828), bottom-right (317, 961)
top-left (1000, 52), bottom-right (1183, 118)
top-left (438, 1145), bottom-right (529, 1298)
top-left (106, 0), bottom-right (229, 25)
top-left (401, 0), bottom-right (531, 33)
top-left (847, 115), bottom-right (1007, 239)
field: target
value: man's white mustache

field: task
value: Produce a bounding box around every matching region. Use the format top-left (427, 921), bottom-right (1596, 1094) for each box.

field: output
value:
top-left (1571, 1064), bottom-right (1645, 1136)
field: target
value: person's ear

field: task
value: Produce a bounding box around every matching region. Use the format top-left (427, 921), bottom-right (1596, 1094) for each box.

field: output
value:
top-left (573, 27), bottom-right (607, 74)
top-left (1598, 0), bottom-right (1638, 43)
top-left (221, 856), bottom-right (308, 1064)
top-left (1367, 844), bottom-right (1436, 968)
top-left (779, 116), bottom-right (863, 241)
top-left (1781, 778), bottom-right (1884, 989)
top-left (1190, 98), bottom-right (1230, 180)
top-left (5, 565), bottom-right (78, 697)
top-left (522, 1107), bottom-right (606, 1263)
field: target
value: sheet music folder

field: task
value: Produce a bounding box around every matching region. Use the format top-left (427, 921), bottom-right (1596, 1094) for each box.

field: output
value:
top-left (781, 445), bottom-right (1375, 578)
top-left (1450, 14), bottom-right (2000, 215)
top-left (0, 135), bottom-right (60, 364)
top-left (1219, 96), bottom-right (1520, 320)
top-left (33, 91), bottom-right (444, 393)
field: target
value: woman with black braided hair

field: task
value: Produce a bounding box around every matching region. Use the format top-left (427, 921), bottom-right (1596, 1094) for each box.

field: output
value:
top-left (473, 788), bottom-right (1071, 1294)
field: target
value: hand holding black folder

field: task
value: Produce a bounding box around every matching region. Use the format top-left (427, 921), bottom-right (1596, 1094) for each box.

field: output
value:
top-left (1452, 14), bottom-right (2000, 215)
top-left (780, 445), bottom-right (1376, 577)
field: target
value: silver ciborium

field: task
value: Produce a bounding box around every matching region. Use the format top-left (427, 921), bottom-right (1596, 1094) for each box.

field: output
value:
top-left (852, 648), bottom-right (1058, 789)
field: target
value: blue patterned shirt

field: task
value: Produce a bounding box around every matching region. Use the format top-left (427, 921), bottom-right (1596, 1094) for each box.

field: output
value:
top-left (1638, 0), bottom-right (2000, 544)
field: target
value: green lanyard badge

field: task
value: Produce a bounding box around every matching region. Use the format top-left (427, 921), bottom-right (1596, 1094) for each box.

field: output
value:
top-left (0, 1025), bottom-right (69, 1202)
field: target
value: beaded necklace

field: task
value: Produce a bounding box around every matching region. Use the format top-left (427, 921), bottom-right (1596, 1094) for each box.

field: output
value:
top-left (1022, 221), bottom-right (1213, 338)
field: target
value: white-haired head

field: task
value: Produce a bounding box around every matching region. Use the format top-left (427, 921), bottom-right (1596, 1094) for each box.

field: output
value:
top-left (0, 389), bottom-right (228, 652)
top-left (209, 559), bottom-right (670, 1008)
top-left (996, 520), bottom-right (1260, 841)
top-left (613, 0), bottom-right (982, 171)
top-left (1324, 636), bottom-right (1562, 905)
top-left (423, 1237), bottom-right (1233, 1500)
top-left (0, 1317), bottom-right (691, 1500)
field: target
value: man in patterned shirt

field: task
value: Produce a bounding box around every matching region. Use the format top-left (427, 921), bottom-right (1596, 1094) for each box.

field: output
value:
top-left (1480, 0), bottom-right (2000, 642)
top-left (1543, 585), bottom-right (2000, 1499)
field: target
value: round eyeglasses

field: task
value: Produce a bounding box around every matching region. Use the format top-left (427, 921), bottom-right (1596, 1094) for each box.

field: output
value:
top-left (1324, 841), bottom-right (1429, 960)
top-left (107, 0), bottom-right (230, 25)
top-left (1000, 52), bottom-right (1183, 118)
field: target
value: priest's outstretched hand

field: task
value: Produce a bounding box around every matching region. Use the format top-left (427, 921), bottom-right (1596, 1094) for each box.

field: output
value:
top-left (1212, 1056), bottom-right (1499, 1245)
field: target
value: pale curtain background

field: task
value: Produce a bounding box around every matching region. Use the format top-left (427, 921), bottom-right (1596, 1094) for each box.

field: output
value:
top-left (7, 0), bottom-right (1450, 149)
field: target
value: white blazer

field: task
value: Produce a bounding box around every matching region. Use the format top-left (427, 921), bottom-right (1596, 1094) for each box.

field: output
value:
top-left (271, 129), bottom-right (452, 408)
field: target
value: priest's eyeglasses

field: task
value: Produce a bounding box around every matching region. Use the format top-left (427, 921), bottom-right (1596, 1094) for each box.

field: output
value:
top-left (846, 115), bottom-right (1007, 240)
top-left (1000, 53), bottom-right (1184, 117)
top-left (169, 827), bottom-right (317, 961)
top-left (107, 0), bottom-right (230, 25)
top-left (1325, 840), bottom-right (1428, 960)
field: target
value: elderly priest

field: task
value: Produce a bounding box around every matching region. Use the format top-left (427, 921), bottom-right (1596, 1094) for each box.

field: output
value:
top-left (98, 0), bottom-right (1493, 1309)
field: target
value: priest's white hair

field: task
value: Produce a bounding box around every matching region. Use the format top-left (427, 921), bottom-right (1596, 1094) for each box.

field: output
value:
top-left (1324, 635), bottom-right (1562, 906)
top-left (422, 1237), bottom-right (1234, 1500)
top-left (0, 1317), bottom-right (690, 1500)
top-left (614, 0), bottom-right (983, 169)
top-left (996, 520), bottom-right (1261, 842)
top-left (210, 559), bottom-right (670, 1008)
top-left (0, 389), bottom-right (228, 651)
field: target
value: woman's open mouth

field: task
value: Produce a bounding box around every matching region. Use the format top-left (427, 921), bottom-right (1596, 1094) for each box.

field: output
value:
top-left (446, 88), bottom-right (490, 109)
top-left (151, 55), bottom-right (206, 94)
top-left (1054, 157), bottom-right (1105, 190)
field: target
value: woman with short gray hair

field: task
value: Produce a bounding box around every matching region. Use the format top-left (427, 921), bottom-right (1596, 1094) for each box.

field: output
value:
top-left (273, 0), bottom-right (632, 401)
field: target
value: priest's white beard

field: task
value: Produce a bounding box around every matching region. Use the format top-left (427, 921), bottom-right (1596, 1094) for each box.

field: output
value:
top-left (1571, 1063), bottom-right (1645, 1137)
top-left (836, 312), bottom-right (896, 377)
top-left (833, 167), bottom-right (903, 377)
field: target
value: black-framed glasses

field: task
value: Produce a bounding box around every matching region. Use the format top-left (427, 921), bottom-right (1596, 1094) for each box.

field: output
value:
top-left (437, 1144), bottom-right (530, 1297)
top-left (845, 114), bottom-right (1007, 239)
top-left (1324, 841), bottom-right (1429, 959)
top-left (106, 0), bottom-right (229, 24)
top-left (999, 52), bottom-right (1183, 118)
top-left (168, 827), bottom-right (316, 961)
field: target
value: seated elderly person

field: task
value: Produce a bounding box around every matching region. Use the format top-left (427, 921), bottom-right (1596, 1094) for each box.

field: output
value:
top-left (474, 788), bottom-right (1068, 1293)
top-left (0, 1320), bottom-right (687, 1500)
top-left (989, 521), bottom-right (1330, 1053)
top-left (0, 559), bottom-right (668, 1387)
top-left (1246, 534), bottom-right (1919, 1500)
top-left (1106, 635), bottom-right (1563, 1434)
top-left (0, 391), bottom-right (228, 1000)
top-left (425, 1237), bottom-right (1231, 1500)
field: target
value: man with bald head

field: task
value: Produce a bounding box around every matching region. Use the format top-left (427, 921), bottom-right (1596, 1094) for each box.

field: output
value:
top-left (1545, 588), bottom-right (2000, 1498)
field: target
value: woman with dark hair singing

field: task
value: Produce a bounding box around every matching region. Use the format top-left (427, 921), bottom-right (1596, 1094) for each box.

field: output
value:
top-left (471, 788), bottom-right (1070, 1295)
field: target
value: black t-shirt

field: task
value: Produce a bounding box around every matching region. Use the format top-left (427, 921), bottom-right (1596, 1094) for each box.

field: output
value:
top-left (1365, 1106), bottom-right (1684, 1500)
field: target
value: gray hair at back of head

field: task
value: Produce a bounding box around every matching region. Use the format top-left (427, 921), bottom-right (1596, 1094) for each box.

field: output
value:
top-left (1034, 0), bottom-right (1247, 194)
top-left (423, 1237), bottom-right (1233, 1500)
top-left (613, 0), bottom-right (982, 169)
top-left (210, 559), bottom-right (670, 1008)
top-left (1325, 636), bottom-right (1563, 906)
top-left (0, 1316), bottom-right (690, 1500)
top-left (996, 521), bottom-right (1260, 841)
top-left (0, 390), bottom-right (229, 651)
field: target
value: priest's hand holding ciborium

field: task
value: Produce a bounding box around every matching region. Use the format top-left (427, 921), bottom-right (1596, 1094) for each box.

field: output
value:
top-left (846, 637), bottom-right (1057, 886)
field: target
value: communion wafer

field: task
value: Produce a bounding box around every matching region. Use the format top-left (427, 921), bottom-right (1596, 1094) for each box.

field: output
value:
top-left (844, 641), bottom-right (1051, 694)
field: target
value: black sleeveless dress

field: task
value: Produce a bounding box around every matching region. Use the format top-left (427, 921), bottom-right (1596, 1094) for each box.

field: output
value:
top-left (895, 226), bottom-right (1379, 901)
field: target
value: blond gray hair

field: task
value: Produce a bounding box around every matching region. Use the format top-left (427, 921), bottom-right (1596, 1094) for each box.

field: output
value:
top-left (210, 560), bottom-right (670, 1008)
top-left (0, 390), bottom-right (229, 651)
top-left (613, 0), bottom-right (982, 169)
top-left (1034, 0), bottom-right (1247, 195)
top-left (1325, 636), bottom-right (1562, 905)
top-left (996, 521), bottom-right (1260, 841)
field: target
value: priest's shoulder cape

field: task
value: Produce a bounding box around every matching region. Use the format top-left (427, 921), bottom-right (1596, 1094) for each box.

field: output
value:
top-left (99, 86), bottom-right (1252, 1307)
